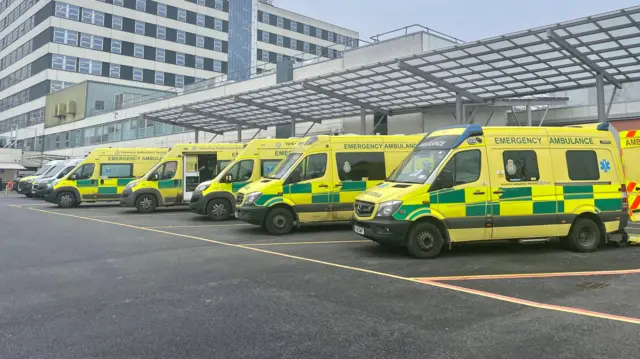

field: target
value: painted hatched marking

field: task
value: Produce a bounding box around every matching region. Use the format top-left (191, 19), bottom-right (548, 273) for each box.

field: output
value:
top-left (626, 130), bottom-right (636, 137)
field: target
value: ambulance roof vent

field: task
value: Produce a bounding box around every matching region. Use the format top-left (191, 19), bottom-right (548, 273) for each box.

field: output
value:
top-left (453, 124), bottom-right (483, 148)
top-left (597, 122), bottom-right (610, 131)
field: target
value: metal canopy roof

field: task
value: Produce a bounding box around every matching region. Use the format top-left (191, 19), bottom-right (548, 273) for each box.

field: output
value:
top-left (143, 6), bottom-right (640, 134)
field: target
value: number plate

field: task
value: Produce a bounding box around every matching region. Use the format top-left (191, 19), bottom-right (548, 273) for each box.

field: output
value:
top-left (353, 225), bottom-right (365, 235)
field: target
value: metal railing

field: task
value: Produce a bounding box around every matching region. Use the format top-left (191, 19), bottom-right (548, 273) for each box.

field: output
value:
top-left (370, 24), bottom-right (464, 44)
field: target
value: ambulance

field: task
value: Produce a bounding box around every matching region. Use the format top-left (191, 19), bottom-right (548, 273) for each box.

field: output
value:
top-left (44, 148), bottom-right (168, 208)
top-left (32, 158), bottom-right (83, 198)
top-left (120, 143), bottom-right (245, 213)
top-left (16, 160), bottom-right (64, 198)
top-left (189, 138), bottom-right (300, 220)
top-left (235, 134), bottom-right (422, 235)
top-left (352, 124), bottom-right (629, 258)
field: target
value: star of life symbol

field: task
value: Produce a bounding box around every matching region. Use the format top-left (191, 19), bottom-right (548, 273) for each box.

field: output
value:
top-left (506, 159), bottom-right (517, 176)
top-left (343, 161), bottom-right (352, 173)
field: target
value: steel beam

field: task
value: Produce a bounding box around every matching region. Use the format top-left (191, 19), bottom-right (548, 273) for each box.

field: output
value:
top-left (606, 86), bottom-right (618, 117)
top-left (526, 104), bottom-right (532, 126)
top-left (232, 96), bottom-right (322, 123)
top-left (301, 82), bottom-right (391, 116)
top-left (360, 107), bottom-right (366, 134)
top-left (596, 73), bottom-right (607, 122)
top-left (397, 61), bottom-right (484, 102)
top-left (455, 94), bottom-right (463, 124)
top-left (547, 30), bottom-right (622, 89)
top-left (181, 106), bottom-right (267, 130)
top-left (141, 114), bottom-right (224, 135)
top-left (303, 122), bottom-right (316, 136)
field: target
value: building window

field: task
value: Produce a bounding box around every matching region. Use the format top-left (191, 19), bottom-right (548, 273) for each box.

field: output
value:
top-left (196, 35), bottom-right (205, 48)
top-left (213, 60), bottom-right (222, 72)
top-left (133, 67), bottom-right (143, 81)
top-left (155, 48), bottom-right (165, 62)
top-left (197, 0), bottom-right (205, 4)
top-left (136, 0), bottom-right (146, 12)
top-left (80, 34), bottom-right (103, 50)
top-left (176, 52), bottom-right (185, 65)
top-left (316, 46), bottom-right (322, 56)
top-left (502, 150), bottom-right (539, 182)
top-left (290, 38), bottom-right (297, 50)
top-left (195, 56), bottom-right (204, 69)
top-left (315, 28), bottom-right (322, 38)
top-left (262, 31), bottom-right (269, 42)
top-left (214, 0), bottom-right (223, 10)
top-left (328, 32), bottom-right (334, 42)
top-left (112, 15), bottom-right (123, 30)
top-left (52, 54), bottom-right (77, 72)
top-left (155, 71), bottom-right (164, 85)
top-left (566, 151), bottom-right (600, 181)
top-left (81, 9), bottom-right (105, 26)
top-left (79, 59), bottom-right (102, 75)
top-left (337, 34), bottom-right (343, 44)
top-left (175, 74), bottom-right (184, 88)
top-left (111, 39), bottom-right (122, 54)
top-left (157, 3), bottom-right (166, 17)
top-left (114, 0), bottom-right (124, 6)
top-left (277, 16), bottom-right (283, 28)
top-left (214, 18), bottom-right (223, 31)
top-left (134, 44), bottom-right (144, 58)
top-left (53, 29), bottom-right (78, 46)
top-left (291, 21), bottom-right (297, 32)
top-left (262, 12), bottom-right (269, 23)
top-left (214, 39), bottom-right (222, 51)
top-left (177, 30), bottom-right (186, 44)
top-left (55, 3), bottom-right (80, 21)
top-left (261, 50), bottom-right (269, 62)
top-left (304, 24), bottom-right (310, 35)
top-left (277, 35), bottom-right (283, 46)
top-left (157, 25), bottom-right (166, 39)
top-left (178, 9), bottom-right (186, 22)
top-left (109, 63), bottom-right (120, 78)
top-left (197, 14), bottom-right (205, 26)
top-left (276, 53), bottom-right (283, 62)
top-left (135, 21), bottom-right (145, 35)
top-left (328, 49), bottom-right (334, 58)
top-left (303, 42), bottom-right (309, 52)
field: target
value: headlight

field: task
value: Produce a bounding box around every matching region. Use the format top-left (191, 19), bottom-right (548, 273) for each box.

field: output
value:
top-left (195, 181), bottom-right (211, 192)
top-left (125, 180), bottom-right (139, 189)
top-left (244, 191), bottom-right (262, 205)
top-left (375, 200), bottom-right (403, 217)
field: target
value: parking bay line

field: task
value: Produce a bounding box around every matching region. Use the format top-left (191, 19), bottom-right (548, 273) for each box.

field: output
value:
top-left (145, 224), bottom-right (252, 229)
top-left (412, 269), bottom-right (640, 281)
top-left (243, 240), bottom-right (370, 246)
top-left (23, 207), bottom-right (640, 325)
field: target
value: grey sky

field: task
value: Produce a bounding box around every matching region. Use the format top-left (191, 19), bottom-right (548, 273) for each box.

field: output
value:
top-left (277, 0), bottom-right (639, 43)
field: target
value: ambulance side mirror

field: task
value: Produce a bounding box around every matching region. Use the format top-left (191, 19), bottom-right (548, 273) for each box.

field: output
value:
top-left (431, 170), bottom-right (454, 191)
top-left (69, 173), bottom-right (78, 180)
top-left (224, 174), bottom-right (233, 183)
top-left (149, 173), bottom-right (159, 181)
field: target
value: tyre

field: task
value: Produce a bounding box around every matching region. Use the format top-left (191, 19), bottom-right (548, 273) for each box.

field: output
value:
top-left (206, 199), bottom-right (231, 221)
top-left (56, 192), bottom-right (76, 209)
top-left (568, 218), bottom-right (601, 252)
top-left (264, 207), bottom-right (294, 235)
top-left (406, 222), bottom-right (444, 259)
top-left (25, 193), bottom-right (33, 198)
top-left (135, 194), bottom-right (157, 214)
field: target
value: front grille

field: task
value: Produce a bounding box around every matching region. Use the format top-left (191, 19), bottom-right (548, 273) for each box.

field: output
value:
top-left (355, 200), bottom-right (375, 217)
top-left (190, 194), bottom-right (200, 203)
top-left (236, 193), bottom-right (244, 205)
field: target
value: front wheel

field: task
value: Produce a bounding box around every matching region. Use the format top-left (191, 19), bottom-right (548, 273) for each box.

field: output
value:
top-left (135, 194), bottom-right (157, 214)
top-left (406, 222), bottom-right (444, 259)
top-left (207, 199), bottom-right (231, 221)
top-left (264, 207), bottom-right (294, 235)
top-left (57, 192), bottom-right (77, 208)
top-left (568, 218), bottom-right (601, 252)
top-left (25, 193), bottom-right (33, 198)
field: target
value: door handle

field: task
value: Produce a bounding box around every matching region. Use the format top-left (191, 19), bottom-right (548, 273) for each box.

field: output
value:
top-left (277, 192), bottom-right (283, 195)
top-left (334, 183), bottom-right (343, 187)
top-left (90, 180), bottom-right (96, 185)
top-left (493, 190), bottom-right (504, 195)
top-left (318, 184), bottom-right (328, 188)
top-left (473, 191), bottom-right (485, 195)
top-left (636, 187), bottom-right (640, 191)
top-left (174, 179), bottom-right (179, 186)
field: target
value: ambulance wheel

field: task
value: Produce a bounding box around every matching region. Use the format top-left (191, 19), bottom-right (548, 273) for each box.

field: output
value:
top-left (568, 218), bottom-right (601, 252)
top-left (25, 193), bottom-right (32, 198)
top-left (207, 199), bottom-right (231, 221)
top-left (135, 194), bottom-right (157, 213)
top-left (264, 207), bottom-right (294, 235)
top-left (406, 222), bottom-right (444, 259)
top-left (57, 192), bottom-right (77, 208)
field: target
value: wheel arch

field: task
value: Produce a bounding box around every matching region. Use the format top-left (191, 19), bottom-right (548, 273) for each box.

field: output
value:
top-left (410, 215), bottom-right (450, 248)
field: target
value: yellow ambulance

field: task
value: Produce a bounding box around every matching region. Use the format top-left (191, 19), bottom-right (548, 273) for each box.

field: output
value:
top-left (44, 148), bottom-right (168, 208)
top-left (120, 143), bottom-right (245, 213)
top-left (189, 138), bottom-right (300, 220)
top-left (352, 124), bottom-right (629, 258)
top-left (234, 134), bottom-right (422, 234)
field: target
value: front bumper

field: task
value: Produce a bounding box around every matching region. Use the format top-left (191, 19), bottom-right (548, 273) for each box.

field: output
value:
top-left (119, 188), bottom-right (135, 207)
top-left (43, 187), bottom-right (56, 203)
top-left (33, 184), bottom-right (49, 197)
top-left (351, 217), bottom-right (410, 245)
top-left (17, 182), bottom-right (33, 194)
top-left (235, 205), bottom-right (268, 226)
top-left (189, 191), bottom-right (205, 214)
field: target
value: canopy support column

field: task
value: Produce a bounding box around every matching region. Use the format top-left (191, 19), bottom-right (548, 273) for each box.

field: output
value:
top-left (360, 107), bottom-right (366, 135)
top-left (596, 73), bottom-right (607, 122)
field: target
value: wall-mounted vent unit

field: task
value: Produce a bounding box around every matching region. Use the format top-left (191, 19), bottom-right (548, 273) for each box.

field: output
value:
top-left (55, 103), bottom-right (67, 117)
top-left (67, 100), bottom-right (77, 114)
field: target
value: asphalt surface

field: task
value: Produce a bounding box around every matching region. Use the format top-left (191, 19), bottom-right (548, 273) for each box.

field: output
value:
top-left (0, 194), bottom-right (639, 359)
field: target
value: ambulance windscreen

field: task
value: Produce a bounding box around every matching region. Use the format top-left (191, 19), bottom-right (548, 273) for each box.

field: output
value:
top-left (387, 149), bottom-right (450, 184)
top-left (267, 153), bottom-right (302, 179)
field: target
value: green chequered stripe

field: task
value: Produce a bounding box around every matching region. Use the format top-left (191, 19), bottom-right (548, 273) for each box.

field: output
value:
top-left (255, 194), bottom-right (278, 206)
top-left (158, 179), bottom-right (182, 189)
top-left (432, 189), bottom-right (465, 204)
top-left (466, 203), bottom-right (486, 216)
top-left (393, 204), bottom-right (429, 220)
top-left (117, 178), bottom-right (135, 186)
top-left (500, 187), bottom-right (532, 201)
top-left (287, 183), bottom-right (312, 193)
top-left (563, 185), bottom-right (594, 200)
top-left (312, 193), bottom-right (340, 203)
top-left (98, 186), bottom-right (118, 194)
top-left (340, 181), bottom-right (367, 192)
top-left (595, 198), bottom-right (622, 211)
top-left (232, 182), bottom-right (249, 192)
top-left (77, 179), bottom-right (96, 187)
top-left (533, 201), bottom-right (556, 214)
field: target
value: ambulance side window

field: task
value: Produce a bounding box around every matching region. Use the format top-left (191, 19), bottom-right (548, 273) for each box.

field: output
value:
top-left (101, 164), bottom-right (133, 178)
top-left (432, 150), bottom-right (480, 191)
top-left (566, 150), bottom-right (600, 181)
top-left (335, 152), bottom-right (386, 181)
top-left (502, 150), bottom-right (539, 182)
top-left (292, 154), bottom-right (327, 182)
top-left (75, 164), bottom-right (95, 180)
top-left (226, 160), bottom-right (254, 182)
top-left (161, 161), bottom-right (177, 180)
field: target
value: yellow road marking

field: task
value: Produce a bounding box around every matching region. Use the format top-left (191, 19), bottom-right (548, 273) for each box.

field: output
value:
top-left (244, 240), bottom-right (369, 246)
top-left (23, 207), bottom-right (640, 325)
top-left (412, 269), bottom-right (640, 281)
top-left (145, 224), bottom-right (251, 229)
top-left (8, 204), bottom-right (22, 208)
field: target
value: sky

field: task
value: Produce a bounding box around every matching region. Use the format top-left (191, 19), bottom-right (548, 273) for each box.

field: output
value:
top-left (276, 0), bottom-right (639, 43)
